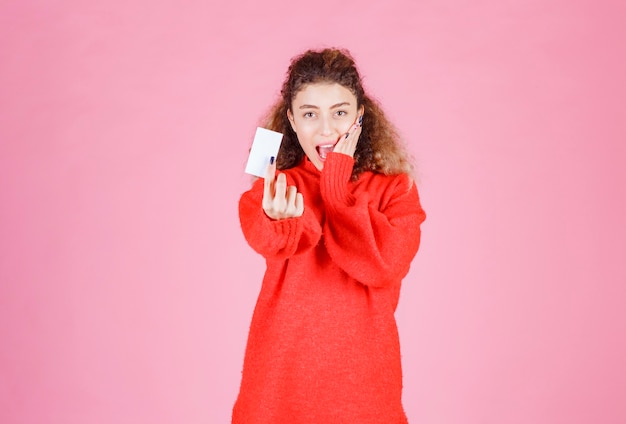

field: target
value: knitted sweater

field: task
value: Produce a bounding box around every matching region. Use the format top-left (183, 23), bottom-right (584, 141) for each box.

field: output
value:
top-left (232, 152), bottom-right (426, 423)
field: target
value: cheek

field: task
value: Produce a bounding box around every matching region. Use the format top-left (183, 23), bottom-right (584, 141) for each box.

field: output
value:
top-left (339, 121), bottom-right (352, 133)
top-left (295, 121), bottom-right (316, 138)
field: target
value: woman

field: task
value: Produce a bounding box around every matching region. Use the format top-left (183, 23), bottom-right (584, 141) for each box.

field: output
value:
top-left (233, 48), bottom-right (426, 423)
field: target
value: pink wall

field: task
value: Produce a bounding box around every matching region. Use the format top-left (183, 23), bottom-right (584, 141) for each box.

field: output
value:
top-left (1, 0), bottom-right (625, 423)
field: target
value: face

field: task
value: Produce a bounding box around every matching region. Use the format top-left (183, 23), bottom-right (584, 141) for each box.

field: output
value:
top-left (287, 82), bottom-right (364, 171)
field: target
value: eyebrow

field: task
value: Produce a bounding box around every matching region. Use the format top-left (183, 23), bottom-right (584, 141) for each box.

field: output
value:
top-left (298, 102), bottom-right (351, 110)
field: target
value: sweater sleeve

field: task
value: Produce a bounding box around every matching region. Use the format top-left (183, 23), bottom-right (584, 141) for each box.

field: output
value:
top-left (239, 177), bottom-right (322, 259)
top-left (320, 153), bottom-right (426, 288)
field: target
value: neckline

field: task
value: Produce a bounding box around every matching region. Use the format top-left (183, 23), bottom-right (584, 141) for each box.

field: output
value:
top-left (300, 156), bottom-right (322, 176)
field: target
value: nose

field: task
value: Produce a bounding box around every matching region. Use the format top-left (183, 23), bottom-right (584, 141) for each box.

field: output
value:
top-left (319, 114), bottom-right (335, 136)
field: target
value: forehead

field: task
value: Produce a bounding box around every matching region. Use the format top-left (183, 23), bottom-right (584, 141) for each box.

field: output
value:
top-left (292, 82), bottom-right (357, 107)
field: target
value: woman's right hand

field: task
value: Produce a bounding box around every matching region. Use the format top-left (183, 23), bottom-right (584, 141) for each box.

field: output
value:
top-left (262, 157), bottom-right (304, 220)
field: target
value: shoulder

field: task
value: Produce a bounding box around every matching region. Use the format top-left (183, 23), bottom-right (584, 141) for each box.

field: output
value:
top-left (353, 171), bottom-right (420, 211)
top-left (356, 171), bottom-right (416, 196)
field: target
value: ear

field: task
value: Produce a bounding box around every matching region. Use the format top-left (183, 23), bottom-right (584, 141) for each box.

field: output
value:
top-left (287, 109), bottom-right (297, 132)
top-left (358, 105), bottom-right (365, 118)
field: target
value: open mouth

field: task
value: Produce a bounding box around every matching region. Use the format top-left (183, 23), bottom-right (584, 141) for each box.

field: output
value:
top-left (316, 144), bottom-right (335, 160)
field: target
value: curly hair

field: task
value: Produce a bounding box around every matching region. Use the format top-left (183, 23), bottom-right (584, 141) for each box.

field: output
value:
top-left (261, 48), bottom-right (414, 179)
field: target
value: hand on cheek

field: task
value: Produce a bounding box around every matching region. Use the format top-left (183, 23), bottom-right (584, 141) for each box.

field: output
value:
top-left (332, 115), bottom-right (363, 158)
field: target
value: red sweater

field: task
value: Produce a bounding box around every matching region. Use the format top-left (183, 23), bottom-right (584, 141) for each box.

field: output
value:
top-left (233, 152), bottom-right (426, 423)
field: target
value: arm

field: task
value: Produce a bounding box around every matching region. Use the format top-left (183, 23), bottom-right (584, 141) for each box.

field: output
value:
top-left (320, 153), bottom-right (426, 287)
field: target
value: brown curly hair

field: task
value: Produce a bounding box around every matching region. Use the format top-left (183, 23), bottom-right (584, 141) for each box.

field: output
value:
top-left (261, 48), bottom-right (414, 179)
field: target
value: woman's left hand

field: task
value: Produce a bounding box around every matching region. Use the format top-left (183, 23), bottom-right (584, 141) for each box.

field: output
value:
top-left (332, 115), bottom-right (362, 158)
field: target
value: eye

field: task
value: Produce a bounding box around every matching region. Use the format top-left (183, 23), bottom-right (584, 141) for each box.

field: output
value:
top-left (335, 110), bottom-right (348, 117)
top-left (303, 112), bottom-right (315, 118)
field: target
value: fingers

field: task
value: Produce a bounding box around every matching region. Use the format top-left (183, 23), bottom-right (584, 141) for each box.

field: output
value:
top-left (285, 185), bottom-right (298, 209)
top-left (262, 156), bottom-right (277, 210)
top-left (262, 157), bottom-right (305, 219)
top-left (333, 115), bottom-right (363, 158)
top-left (294, 192), bottom-right (304, 217)
top-left (273, 173), bottom-right (288, 212)
top-left (285, 187), bottom-right (304, 217)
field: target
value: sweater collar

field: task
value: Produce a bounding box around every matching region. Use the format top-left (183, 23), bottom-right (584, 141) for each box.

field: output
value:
top-left (299, 156), bottom-right (322, 177)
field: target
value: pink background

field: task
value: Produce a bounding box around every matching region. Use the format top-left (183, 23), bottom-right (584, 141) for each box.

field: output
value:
top-left (1, 0), bottom-right (625, 423)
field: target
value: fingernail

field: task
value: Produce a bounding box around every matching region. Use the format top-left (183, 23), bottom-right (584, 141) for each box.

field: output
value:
top-left (358, 115), bottom-right (363, 125)
top-left (270, 156), bottom-right (275, 165)
top-left (345, 132), bottom-right (349, 139)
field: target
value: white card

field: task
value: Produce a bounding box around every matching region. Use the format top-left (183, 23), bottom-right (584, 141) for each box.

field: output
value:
top-left (245, 127), bottom-right (283, 177)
